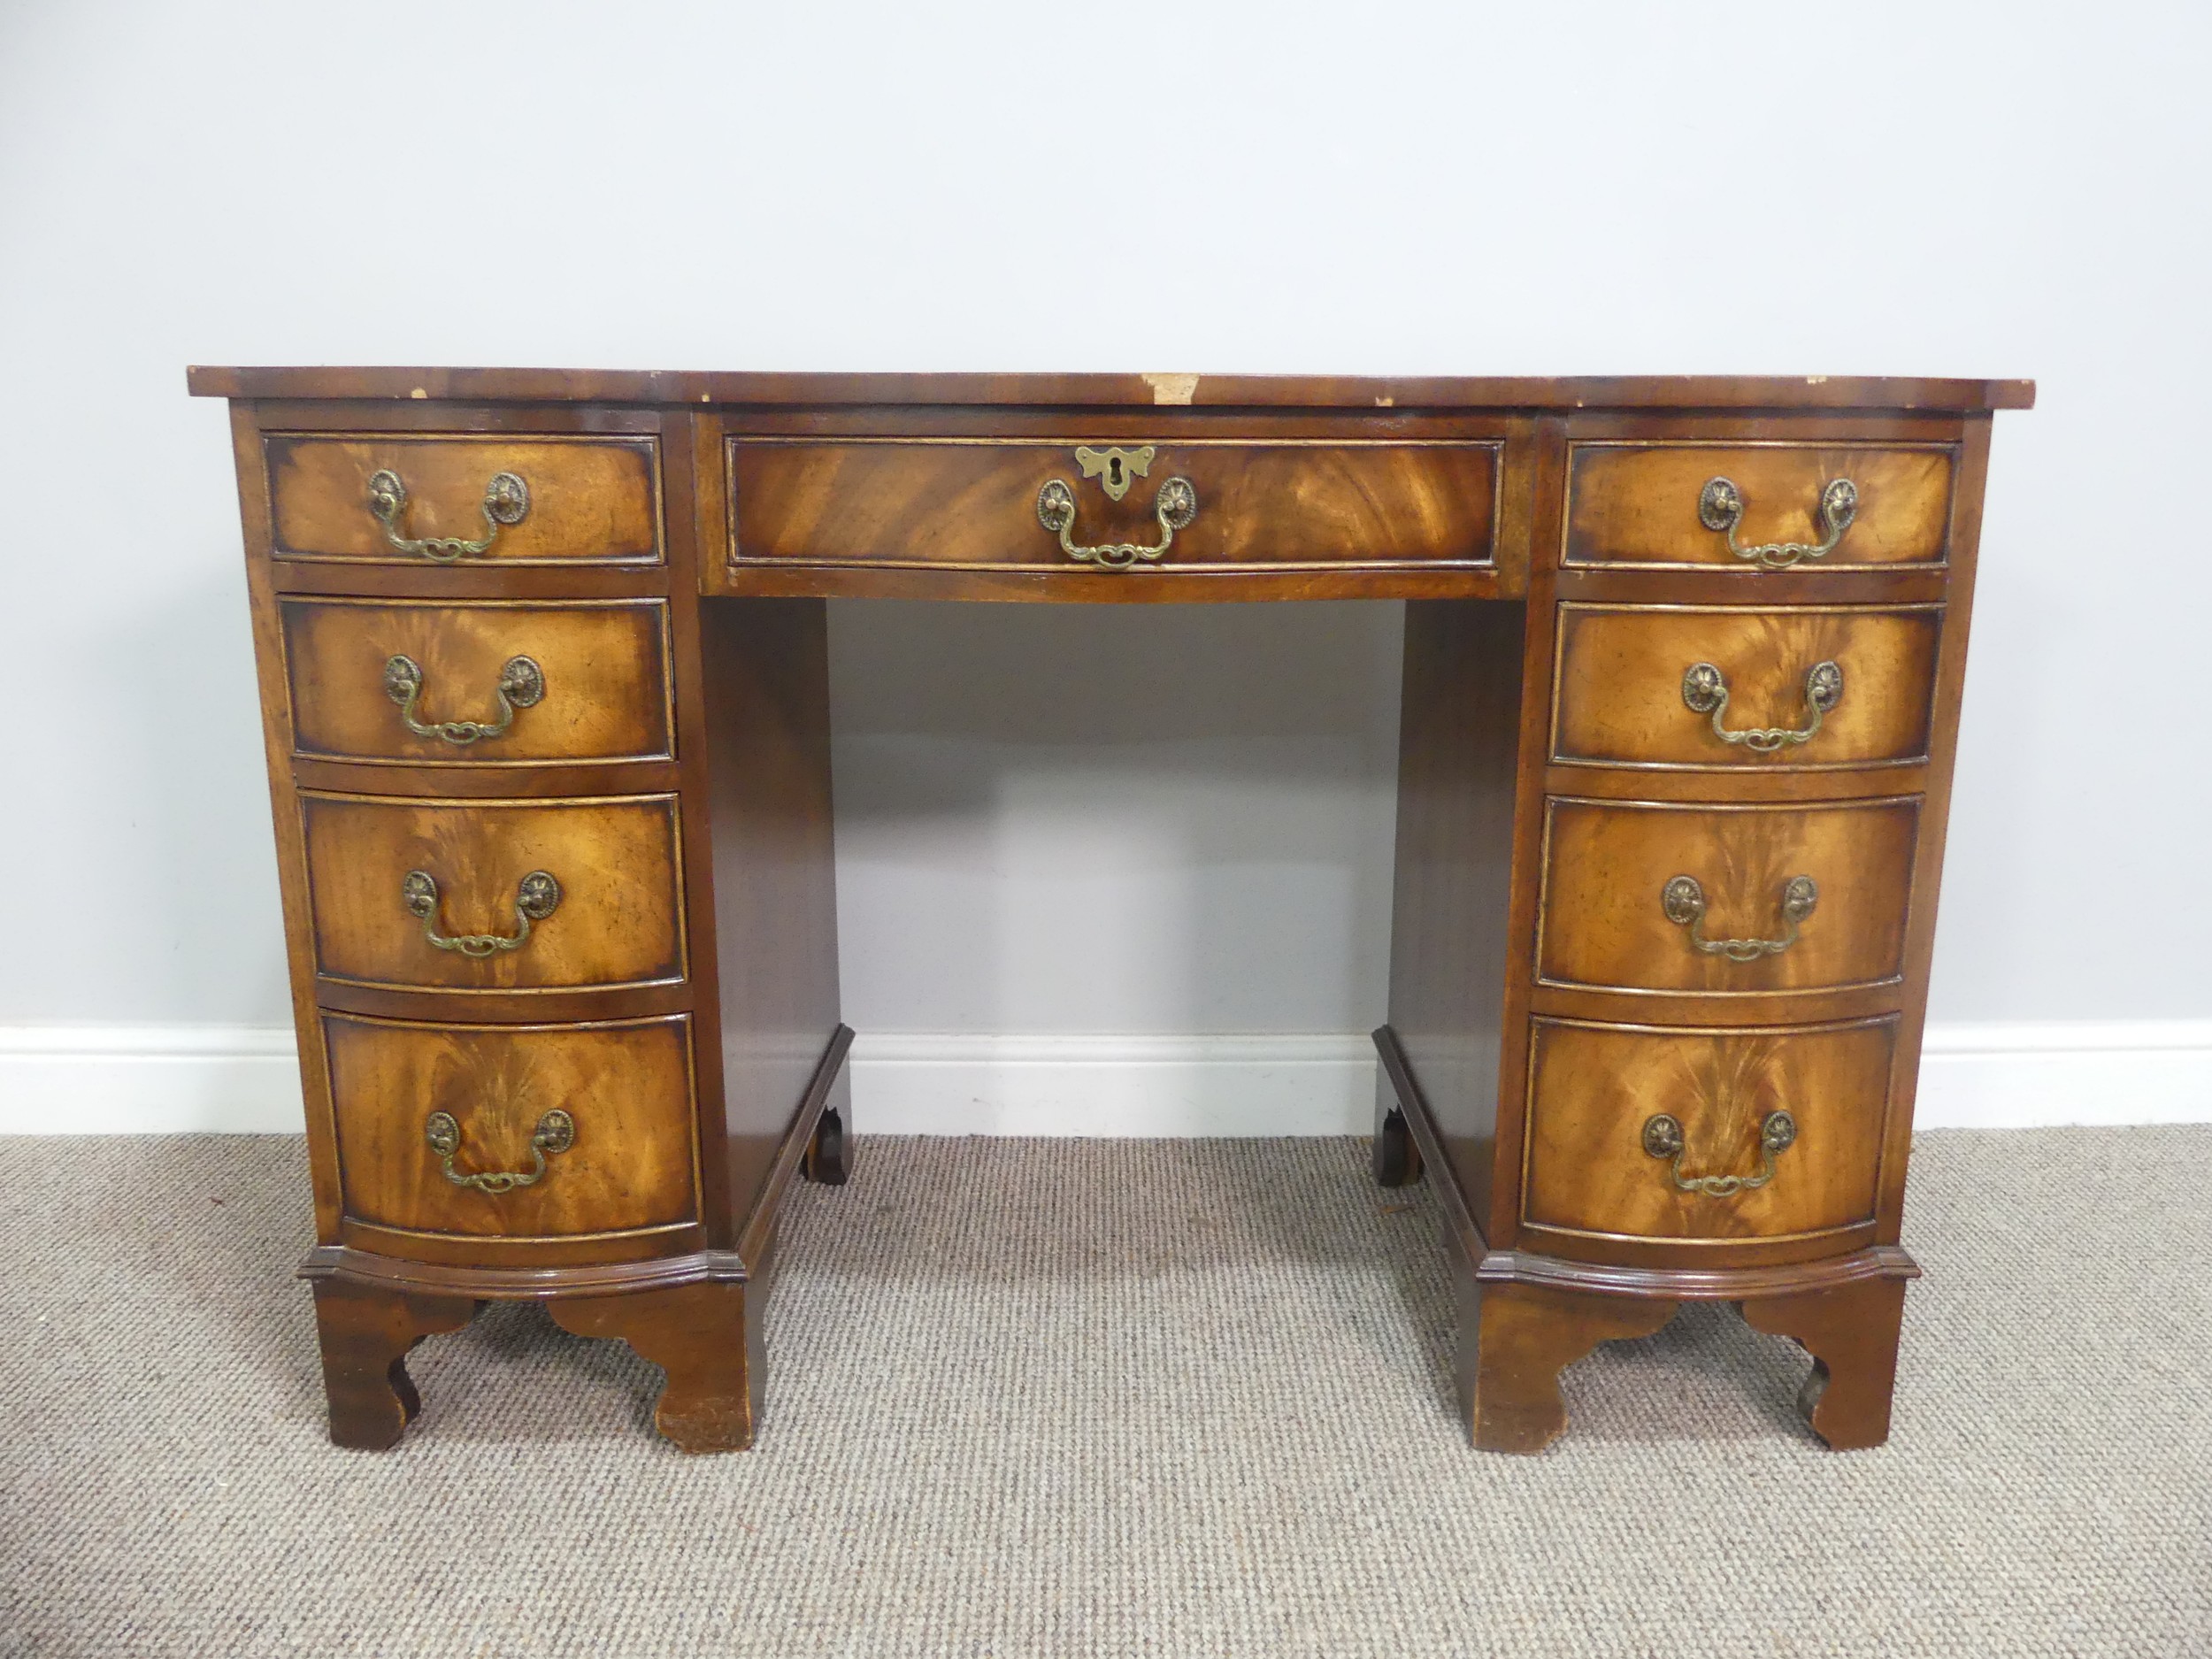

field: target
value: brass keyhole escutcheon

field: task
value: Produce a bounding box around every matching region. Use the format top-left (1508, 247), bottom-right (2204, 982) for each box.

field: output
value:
top-left (1075, 445), bottom-right (1154, 503)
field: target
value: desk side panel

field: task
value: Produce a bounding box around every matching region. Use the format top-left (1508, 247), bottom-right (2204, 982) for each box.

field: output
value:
top-left (1385, 599), bottom-right (1528, 1238)
top-left (696, 595), bottom-right (843, 1239)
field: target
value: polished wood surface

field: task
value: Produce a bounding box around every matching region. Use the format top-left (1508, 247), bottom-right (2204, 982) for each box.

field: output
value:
top-left (1740, 1276), bottom-right (1910, 1449)
top-left (1380, 599), bottom-right (1532, 1234)
top-left (307, 1279), bottom-right (479, 1451)
top-left (281, 598), bottom-right (674, 766)
top-left (1550, 603), bottom-right (1942, 770)
top-left (730, 438), bottom-right (1499, 573)
top-left (1565, 443), bottom-right (1955, 569)
top-left (1461, 1272), bottom-right (1679, 1455)
top-left (192, 365), bottom-right (2036, 411)
top-left (1535, 796), bottom-right (1920, 995)
top-left (300, 793), bottom-right (686, 993)
top-left (324, 1012), bottom-right (698, 1240)
top-left (1521, 1016), bottom-right (1896, 1245)
top-left (196, 367), bottom-right (2028, 1455)
top-left (265, 434), bottom-right (663, 565)
top-left (549, 1277), bottom-right (762, 1453)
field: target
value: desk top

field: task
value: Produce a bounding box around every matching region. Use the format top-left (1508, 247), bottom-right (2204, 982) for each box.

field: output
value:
top-left (187, 367), bottom-right (2036, 412)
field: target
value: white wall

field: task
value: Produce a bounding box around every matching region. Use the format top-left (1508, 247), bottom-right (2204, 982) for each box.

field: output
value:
top-left (1, 1), bottom-right (2206, 1128)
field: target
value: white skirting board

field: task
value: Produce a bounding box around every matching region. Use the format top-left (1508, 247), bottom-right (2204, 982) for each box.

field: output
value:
top-left (0, 1022), bottom-right (2206, 1135)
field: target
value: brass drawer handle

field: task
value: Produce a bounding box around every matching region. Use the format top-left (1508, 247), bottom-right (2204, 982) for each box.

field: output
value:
top-left (366, 467), bottom-right (529, 561)
top-left (1037, 448), bottom-right (1198, 571)
top-left (402, 868), bottom-right (561, 956)
top-left (425, 1108), bottom-right (574, 1194)
top-left (382, 653), bottom-right (544, 745)
top-left (1662, 873), bottom-right (1817, 961)
top-left (1642, 1110), bottom-right (1796, 1196)
top-left (1681, 660), bottom-right (1843, 752)
top-left (1698, 476), bottom-right (1857, 569)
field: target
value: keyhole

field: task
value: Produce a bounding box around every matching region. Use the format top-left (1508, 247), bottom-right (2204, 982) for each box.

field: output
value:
top-left (1109, 457), bottom-right (1124, 487)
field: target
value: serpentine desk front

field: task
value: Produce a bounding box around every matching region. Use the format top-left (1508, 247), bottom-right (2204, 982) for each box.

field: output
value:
top-left (188, 367), bottom-right (2033, 1454)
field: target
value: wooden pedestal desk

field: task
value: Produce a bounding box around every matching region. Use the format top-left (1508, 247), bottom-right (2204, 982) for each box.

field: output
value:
top-left (188, 367), bottom-right (2032, 1455)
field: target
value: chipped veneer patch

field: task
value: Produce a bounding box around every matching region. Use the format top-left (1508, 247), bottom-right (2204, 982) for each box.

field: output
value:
top-left (1144, 373), bottom-right (1200, 406)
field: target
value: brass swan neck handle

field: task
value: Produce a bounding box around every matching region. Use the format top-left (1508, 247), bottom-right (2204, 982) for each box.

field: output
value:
top-left (1698, 475), bottom-right (1857, 569)
top-left (1036, 446), bottom-right (1198, 571)
top-left (1662, 873), bottom-right (1817, 961)
top-left (383, 654), bottom-right (544, 745)
top-left (402, 869), bottom-right (561, 957)
top-left (1681, 660), bottom-right (1843, 752)
top-left (425, 1109), bottom-right (575, 1194)
top-left (366, 467), bottom-right (530, 561)
top-left (1641, 1110), bottom-right (1797, 1197)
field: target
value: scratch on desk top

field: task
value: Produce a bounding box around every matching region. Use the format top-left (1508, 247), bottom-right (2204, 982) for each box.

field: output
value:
top-left (1145, 373), bottom-right (1199, 406)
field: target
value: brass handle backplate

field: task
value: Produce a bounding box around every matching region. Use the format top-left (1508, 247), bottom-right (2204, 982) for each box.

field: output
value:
top-left (1662, 873), bottom-right (1817, 961)
top-left (1698, 475), bottom-right (1857, 569)
top-left (1642, 1110), bottom-right (1797, 1196)
top-left (1037, 447), bottom-right (1198, 571)
top-left (425, 1109), bottom-right (574, 1194)
top-left (402, 868), bottom-right (561, 956)
top-left (1682, 660), bottom-right (1844, 752)
top-left (383, 653), bottom-right (544, 745)
top-left (366, 467), bottom-right (530, 561)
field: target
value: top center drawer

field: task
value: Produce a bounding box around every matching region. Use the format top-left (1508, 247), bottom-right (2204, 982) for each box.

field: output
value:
top-left (728, 439), bottom-right (1500, 573)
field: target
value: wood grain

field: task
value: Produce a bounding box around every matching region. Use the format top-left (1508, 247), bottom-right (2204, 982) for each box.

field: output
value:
top-left (1565, 444), bottom-right (1955, 569)
top-left (1461, 1270), bottom-right (1679, 1454)
top-left (300, 793), bottom-right (685, 993)
top-left (730, 439), bottom-right (1497, 572)
top-left (1522, 1016), bottom-right (1897, 1245)
top-left (324, 1012), bottom-right (697, 1240)
top-left (265, 434), bottom-right (661, 564)
top-left (692, 597), bottom-right (845, 1237)
top-left (188, 365), bottom-right (2037, 412)
top-left (1382, 600), bottom-right (1529, 1235)
top-left (1740, 1276), bottom-right (1909, 1449)
top-left (1536, 796), bottom-right (1921, 995)
top-left (549, 1279), bottom-right (761, 1453)
top-left (1551, 603), bottom-right (1942, 770)
top-left (281, 598), bottom-right (674, 766)
top-left (307, 1279), bottom-right (479, 1449)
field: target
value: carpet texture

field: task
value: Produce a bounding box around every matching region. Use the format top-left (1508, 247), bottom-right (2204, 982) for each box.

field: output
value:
top-left (0, 1127), bottom-right (2207, 1657)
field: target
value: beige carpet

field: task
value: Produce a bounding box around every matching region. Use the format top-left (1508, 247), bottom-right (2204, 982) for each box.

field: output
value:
top-left (0, 1127), bottom-right (2207, 1657)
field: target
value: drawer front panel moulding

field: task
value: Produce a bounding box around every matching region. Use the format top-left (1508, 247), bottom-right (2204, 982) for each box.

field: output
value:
top-left (265, 434), bottom-right (665, 566)
top-left (280, 597), bottom-right (677, 767)
top-left (727, 437), bottom-right (1502, 574)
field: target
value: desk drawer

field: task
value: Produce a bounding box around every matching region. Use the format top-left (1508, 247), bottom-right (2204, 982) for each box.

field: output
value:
top-left (265, 434), bottom-right (662, 565)
top-left (1565, 442), bottom-right (1955, 571)
top-left (1551, 603), bottom-right (1942, 771)
top-left (326, 1012), bottom-right (698, 1240)
top-left (1523, 1016), bottom-right (1894, 1245)
top-left (729, 438), bottom-right (1498, 572)
top-left (1536, 796), bottom-right (1919, 997)
top-left (301, 793), bottom-right (686, 995)
top-left (281, 599), bottom-right (674, 766)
